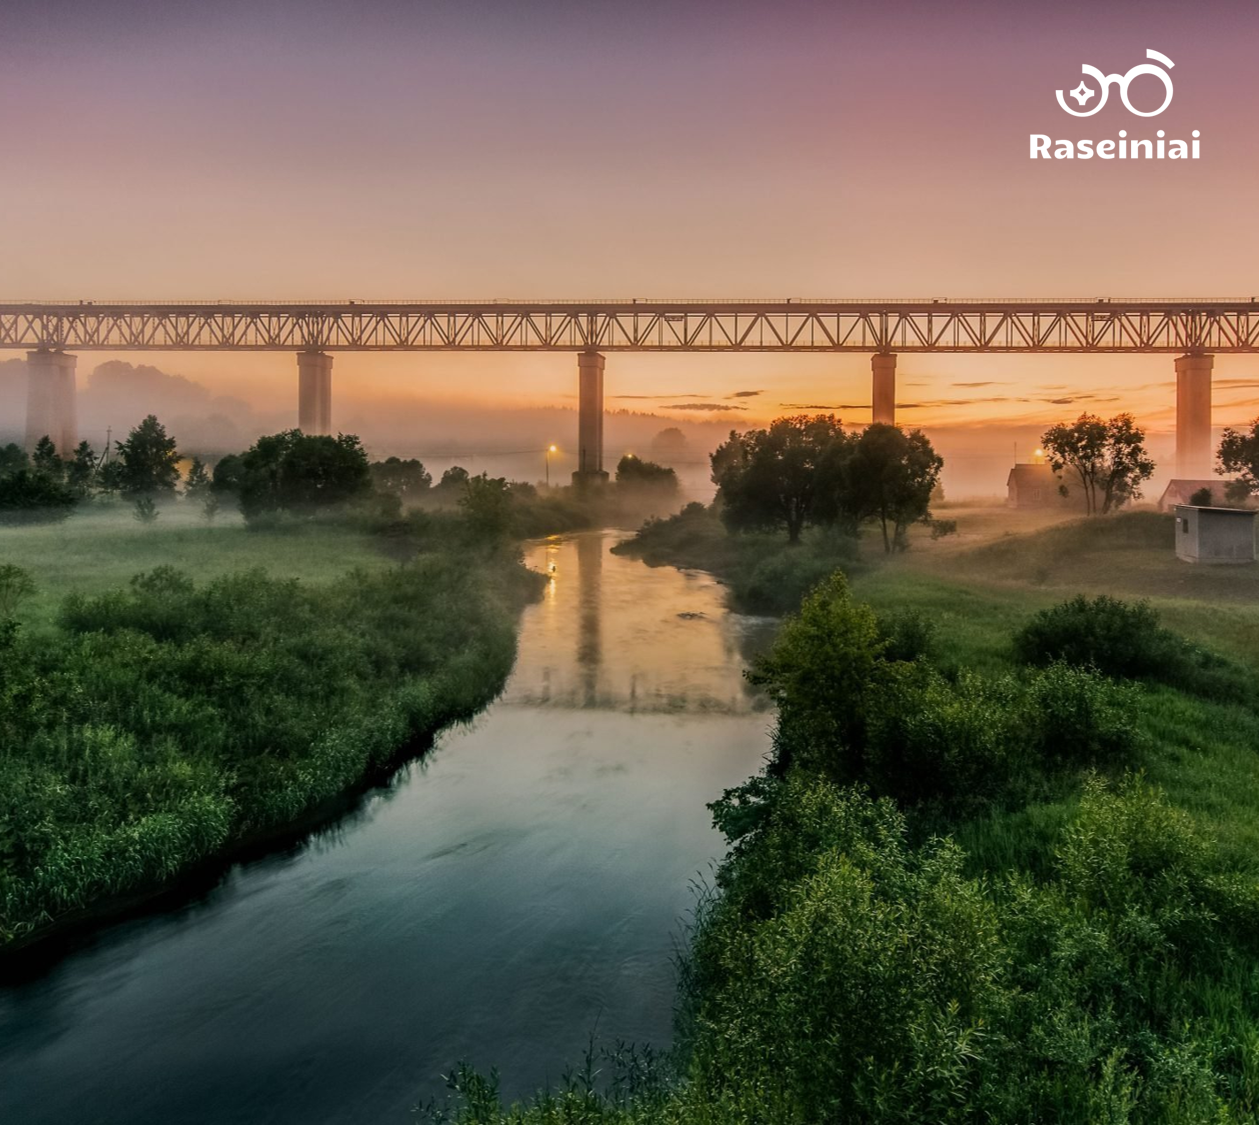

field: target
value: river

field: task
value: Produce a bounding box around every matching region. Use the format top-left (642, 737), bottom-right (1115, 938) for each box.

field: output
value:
top-left (0, 531), bottom-right (776, 1124)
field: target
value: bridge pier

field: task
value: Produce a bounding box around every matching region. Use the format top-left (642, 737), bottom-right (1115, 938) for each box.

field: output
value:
top-left (25, 349), bottom-right (77, 454)
top-left (297, 351), bottom-right (333, 435)
top-left (573, 350), bottom-right (608, 487)
top-left (1175, 353), bottom-right (1213, 479)
top-left (872, 353), bottom-right (896, 426)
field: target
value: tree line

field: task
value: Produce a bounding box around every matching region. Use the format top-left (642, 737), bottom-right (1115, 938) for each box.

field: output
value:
top-left (710, 416), bottom-right (944, 552)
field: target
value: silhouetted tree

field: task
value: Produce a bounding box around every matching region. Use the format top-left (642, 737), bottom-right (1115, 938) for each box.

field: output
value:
top-left (1218, 419), bottom-right (1259, 502)
top-left (459, 473), bottom-right (513, 536)
top-left (712, 415), bottom-right (850, 543)
top-left (133, 496), bottom-right (159, 524)
top-left (840, 424), bottom-right (943, 553)
top-left (1041, 413), bottom-right (1154, 516)
top-left (0, 443), bottom-right (28, 479)
top-left (649, 426), bottom-right (689, 466)
top-left (370, 456), bottom-right (432, 500)
top-left (67, 442), bottom-right (98, 497)
top-left (32, 436), bottom-right (62, 481)
top-left (0, 470), bottom-right (77, 524)
top-left (116, 415), bottom-right (180, 499)
top-left (437, 465), bottom-right (471, 492)
top-left (183, 457), bottom-right (212, 500)
top-left (615, 454), bottom-right (678, 493)
top-left (234, 430), bottom-right (372, 520)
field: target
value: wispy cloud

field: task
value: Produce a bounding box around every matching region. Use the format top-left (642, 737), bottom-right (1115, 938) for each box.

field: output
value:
top-left (663, 402), bottom-right (747, 412)
top-left (726, 389), bottom-right (763, 399)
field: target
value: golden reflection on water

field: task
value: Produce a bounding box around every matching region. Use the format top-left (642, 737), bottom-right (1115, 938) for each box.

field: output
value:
top-left (506, 530), bottom-right (773, 714)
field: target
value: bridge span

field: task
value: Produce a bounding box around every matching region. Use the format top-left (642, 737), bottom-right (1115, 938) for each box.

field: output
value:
top-left (7, 298), bottom-right (1255, 480)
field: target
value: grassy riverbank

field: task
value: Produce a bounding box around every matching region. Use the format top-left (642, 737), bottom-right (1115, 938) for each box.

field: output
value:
top-left (0, 508), bottom-right (544, 948)
top-left (433, 506), bottom-right (1259, 1123)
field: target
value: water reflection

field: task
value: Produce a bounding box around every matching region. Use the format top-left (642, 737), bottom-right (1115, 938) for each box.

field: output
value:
top-left (0, 531), bottom-right (776, 1125)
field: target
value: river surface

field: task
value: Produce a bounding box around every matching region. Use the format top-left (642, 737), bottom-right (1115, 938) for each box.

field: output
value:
top-left (0, 531), bottom-right (775, 1124)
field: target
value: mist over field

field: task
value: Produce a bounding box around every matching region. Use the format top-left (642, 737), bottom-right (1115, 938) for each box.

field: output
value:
top-left (0, 356), bottom-right (1186, 501)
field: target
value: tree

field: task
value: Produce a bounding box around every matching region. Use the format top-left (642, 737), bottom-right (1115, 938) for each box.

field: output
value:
top-left (67, 442), bottom-right (98, 498)
top-left (0, 443), bottom-right (28, 479)
top-left (1218, 419), bottom-right (1259, 502)
top-left (116, 415), bottom-right (180, 499)
top-left (133, 496), bottom-right (159, 524)
top-left (839, 424), bottom-right (943, 553)
top-left (32, 436), bottom-right (62, 481)
top-left (615, 453), bottom-right (678, 493)
top-left (712, 415), bottom-right (850, 543)
top-left (459, 473), bottom-right (513, 536)
top-left (234, 430), bottom-right (373, 520)
top-left (369, 456), bottom-right (432, 501)
top-left (649, 427), bottom-right (689, 466)
top-left (183, 457), bottom-right (212, 501)
top-left (437, 465), bottom-right (471, 492)
top-left (0, 470), bottom-right (77, 524)
top-left (1041, 413), bottom-right (1154, 516)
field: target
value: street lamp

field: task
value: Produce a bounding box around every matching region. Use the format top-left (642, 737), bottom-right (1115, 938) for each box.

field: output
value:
top-left (546, 443), bottom-right (557, 486)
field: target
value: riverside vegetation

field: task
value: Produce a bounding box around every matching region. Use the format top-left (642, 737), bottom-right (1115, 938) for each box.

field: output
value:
top-left (0, 419), bottom-right (579, 949)
top-left (430, 416), bottom-right (1259, 1123)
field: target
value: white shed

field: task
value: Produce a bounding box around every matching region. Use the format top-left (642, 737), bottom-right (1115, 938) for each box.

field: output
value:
top-left (1174, 505), bottom-right (1258, 565)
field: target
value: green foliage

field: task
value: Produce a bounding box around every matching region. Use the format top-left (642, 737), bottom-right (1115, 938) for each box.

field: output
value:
top-left (1015, 594), bottom-right (1253, 703)
top-left (0, 564), bottom-right (35, 619)
top-left (183, 456), bottom-right (212, 500)
top-left (1041, 413), bottom-right (1155, 516)
top-left (1218, 417), bottom-right (1259, 501)
top-left (615, 502), bottom-right (860, 614)
top-left (233, 430), bottom-right (373, 521)
top-left (929, 516), bottom-right (958, 539)
top-left (0, 550), bottom-right (542, 945)
top-left (0, 443), bottom-right (28, 478)
top-left (370, 456), bottom-right (432, 500)
top-left (32, 436), bottom-right (63, 480)
top-left (0, 467), bottom-right (77, 524)
top-left (133, 496), bottom-right (159, 524)
top-left (67, 441), bottom-right (98, 497)
top-left (459, 473), bottom-right (514, 537)
top-left (116, 414), bottom-right (181, 498)
top-left (712, 414), bottom-right (849, 543)
top-left (840, 423), bottom-right (944, 552)
top-left (438, 465), bottom-right (471, 492)
top-left (615, 454), bottom-right (678, 493)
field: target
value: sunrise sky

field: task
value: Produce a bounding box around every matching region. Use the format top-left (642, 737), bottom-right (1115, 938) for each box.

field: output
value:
top-left (3, 0), bottom-right (1259, 486)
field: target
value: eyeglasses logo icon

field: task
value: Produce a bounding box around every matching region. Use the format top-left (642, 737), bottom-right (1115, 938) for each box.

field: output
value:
top-left (1056, 49), bottom-right (1175, 118)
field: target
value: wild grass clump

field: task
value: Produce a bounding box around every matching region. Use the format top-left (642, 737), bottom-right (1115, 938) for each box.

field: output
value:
top-left (1015, 593), bottom-right (1254, 703)
top-left (0, 548), bottom-right (543, 946)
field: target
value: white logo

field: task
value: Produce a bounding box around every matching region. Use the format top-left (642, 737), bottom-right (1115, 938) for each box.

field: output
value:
top-left (1056, 49), bottom-right (1175, 117)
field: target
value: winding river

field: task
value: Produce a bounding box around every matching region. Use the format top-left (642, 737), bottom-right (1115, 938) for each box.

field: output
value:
top-left (0, 531), bottom-right (775, 1124)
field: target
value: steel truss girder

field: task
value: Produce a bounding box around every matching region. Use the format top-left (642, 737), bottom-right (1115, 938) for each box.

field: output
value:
top-left (1, 302), bottom-right (1256, 353)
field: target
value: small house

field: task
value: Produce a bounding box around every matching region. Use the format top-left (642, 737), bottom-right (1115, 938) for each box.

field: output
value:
top-left (1006, 463), bottom-right (1066, 508)
top-left (1173, 505), bottom-right (1258, 564)
top-left (1158, 479), bottom-right (1236, 512)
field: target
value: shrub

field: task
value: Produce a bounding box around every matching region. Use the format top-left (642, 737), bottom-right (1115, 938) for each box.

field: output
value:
top-left (1015, 594), bottom-right (1253, 703)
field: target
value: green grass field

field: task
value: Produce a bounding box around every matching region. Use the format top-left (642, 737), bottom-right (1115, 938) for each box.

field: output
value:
top-left (3, 502), bottom-right (393, 631)
top-left (852, 507), bottom-right (1259, 875)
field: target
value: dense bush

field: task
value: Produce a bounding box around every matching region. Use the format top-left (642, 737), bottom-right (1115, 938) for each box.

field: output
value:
top-left (1016, 594), bottom-right (1253, 703)
top-left (0, 550), bottom-right (542, 945)
top-left (752, 575), bottom-right (1140, 804)
top-left (434, 776), bottom-right (1259, 1124)
top-left (0, 468), bottom-right (77, 524)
